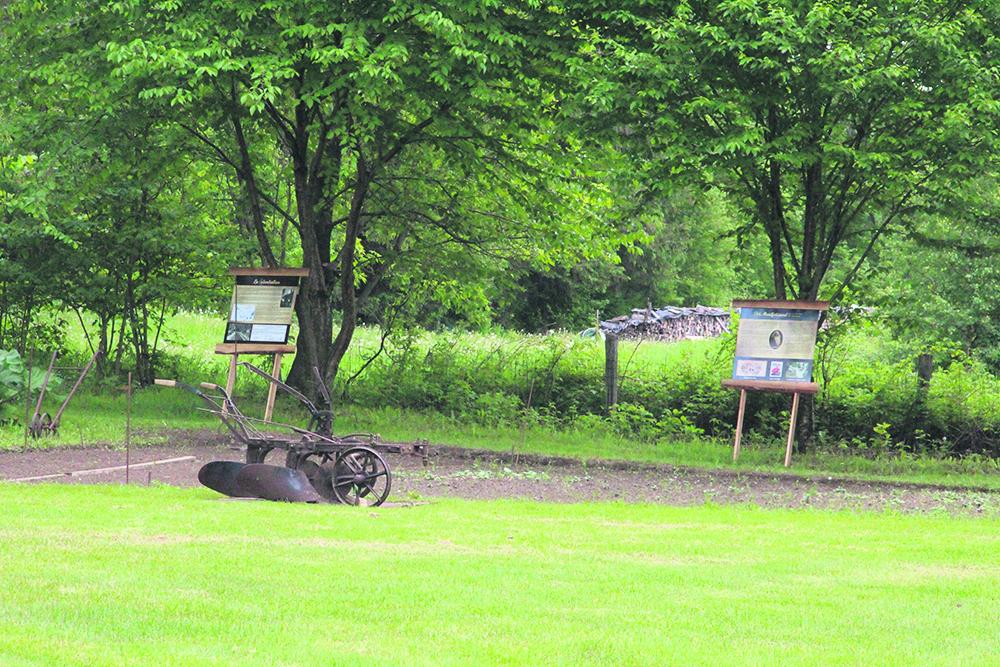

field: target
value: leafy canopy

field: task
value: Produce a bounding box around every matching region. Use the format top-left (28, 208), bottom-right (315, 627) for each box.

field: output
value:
top-left (576, 0), bottom-right (1000, 300)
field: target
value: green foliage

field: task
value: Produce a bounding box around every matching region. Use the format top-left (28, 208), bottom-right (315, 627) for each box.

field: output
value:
top-left (863, 190), bottom-right (1000, 370)
top-left (0, 350), bottom-right (25, 406)
top-left (576, 0), bottom-right (1000, 301)
top-left (3, 0), bottom-right (1000, 454)
top-left (0, 349), bottom-right (63, 414)
top-left (926, 362), bottom-right (1000, 449)
top-left (2, 308), bottom-right (996, 486)
top-left (0, 0), bottom-right (253, 381)
top-left (499, 187), bottom-right (761, 331)
top-left (331, 322), bottom-right (1000, 456)
top-left (64, 0), bottom-right (640, 385)
top-left (607, 403), bottom-right (704, 442)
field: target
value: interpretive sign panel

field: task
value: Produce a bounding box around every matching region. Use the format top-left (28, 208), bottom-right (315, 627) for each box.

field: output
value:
top-left (223, 268), bottom-right (309, 345)
top-left (732, 307), bottom-right (820, 383)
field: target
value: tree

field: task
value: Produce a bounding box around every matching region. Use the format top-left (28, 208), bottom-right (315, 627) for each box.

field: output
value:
top-left (498, 187), bottom-right (757, 331)
top-left (866, 179), bottom-right (1000, 367)
top-left (578, 0), bottom-right (1000, 301)
top-left (0, 5), bottom-right (246, 381)
top-left (78, 0), bottom-right (627, 393)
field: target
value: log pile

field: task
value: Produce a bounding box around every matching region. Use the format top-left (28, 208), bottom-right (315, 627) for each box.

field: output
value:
top-left (600, 305), bottom-right (730, 342)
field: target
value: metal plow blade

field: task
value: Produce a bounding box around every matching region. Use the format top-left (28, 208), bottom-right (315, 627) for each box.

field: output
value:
top-left (198, 461), bottom-right (253, 498)
top-left (235, 464), bottom-right (326, 503)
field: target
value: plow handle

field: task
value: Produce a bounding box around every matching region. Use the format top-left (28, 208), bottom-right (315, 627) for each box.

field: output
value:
top-left (51, 350), bottom-right (101, 428)
top-left (33, 351), bottom-right (59, 418)
top-left (154, 378), bottom-right (207, 398)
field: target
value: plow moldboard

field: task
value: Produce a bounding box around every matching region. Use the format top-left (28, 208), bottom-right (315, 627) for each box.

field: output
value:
top-left (234, 463), bottom-right (326, 503)
top-left (197, 461), bottom-right (253, 498)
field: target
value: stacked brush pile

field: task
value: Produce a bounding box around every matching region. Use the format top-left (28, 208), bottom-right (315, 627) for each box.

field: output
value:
top-left (600, 305), bottom-right (730, 342)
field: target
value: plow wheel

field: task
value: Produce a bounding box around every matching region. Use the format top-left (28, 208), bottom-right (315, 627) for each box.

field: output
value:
top-left (333, 447), bottom-right (391, 507)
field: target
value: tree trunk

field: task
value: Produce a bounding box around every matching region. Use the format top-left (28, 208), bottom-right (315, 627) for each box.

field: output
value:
top-left (287, 278), bottom-right (332, 398)
top-left (285, 115), bottom-right (335, 398)
top-left (755, 195), bottom-right (787, 300)
top-left (797, 393), bottom-right (815, 451)
top-left (323, 159), bottom-right (371, 390)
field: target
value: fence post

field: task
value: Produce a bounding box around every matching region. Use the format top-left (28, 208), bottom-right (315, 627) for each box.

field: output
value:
top-left (914, 353), bottom-right (934, 430)
top-left (916, 353), bottom-right (934, 390)
top-left (605, 333), bottom-right (618, 411)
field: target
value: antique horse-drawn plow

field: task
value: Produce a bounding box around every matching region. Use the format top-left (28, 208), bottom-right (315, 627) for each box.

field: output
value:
top-left (156, 363), bottom-right (428, 506)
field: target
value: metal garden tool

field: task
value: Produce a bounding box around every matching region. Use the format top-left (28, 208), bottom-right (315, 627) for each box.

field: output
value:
top-left (197, 461), bottom-right (252, 498)
top-left (28, 350), bottom-right (101, 438)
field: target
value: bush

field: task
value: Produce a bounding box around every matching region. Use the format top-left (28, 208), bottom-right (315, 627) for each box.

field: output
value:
top-left (0, 349), bottom-right (64, 420)
top-left (335, 325), bottom-right (1000, 456)
top-left (926, 362), bottom-right (1000, 455)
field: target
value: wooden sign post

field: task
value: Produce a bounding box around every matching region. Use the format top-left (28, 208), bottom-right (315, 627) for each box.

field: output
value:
top-left (217, 267), bottom-right (310, 421)
top-left (722, 300), bottom-right (828, 467)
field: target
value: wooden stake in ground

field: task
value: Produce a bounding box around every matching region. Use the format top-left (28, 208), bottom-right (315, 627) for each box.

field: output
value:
top-left (126, 372), bottom-right (132, 484)
top-left (732, 389), bottom-right (747, 461)
top-left (514, 379), bottom-right (535, 466)
top-left (784, 392), bottom-right (801, 468)
top-left (263, 352), bottom-right (283, 423)
top-left (22, 349), bottom-right (32, 449)
top-left (223, 354), bottom-right (238, 415)
top-left (604, 333), bottom-right (618, 411)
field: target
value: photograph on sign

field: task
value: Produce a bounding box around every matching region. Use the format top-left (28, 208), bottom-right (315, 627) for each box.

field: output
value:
top-left (225, 323), bottom-right (252, 343)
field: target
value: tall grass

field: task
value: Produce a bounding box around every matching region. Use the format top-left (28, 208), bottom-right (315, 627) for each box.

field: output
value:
top-left (4, 313), bottom-right (1000, 470)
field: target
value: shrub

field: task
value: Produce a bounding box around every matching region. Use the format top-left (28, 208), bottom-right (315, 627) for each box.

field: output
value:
top-left (0, 349), bottom-right (64, 419)
top-left (927, 362), bottom-right (1000, 455)
top-left (335, 325), bottom-right (1000, 456)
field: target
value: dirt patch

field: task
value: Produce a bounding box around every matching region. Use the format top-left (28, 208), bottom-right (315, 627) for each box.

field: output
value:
top-left (1, 429), bottom-right (997, 516)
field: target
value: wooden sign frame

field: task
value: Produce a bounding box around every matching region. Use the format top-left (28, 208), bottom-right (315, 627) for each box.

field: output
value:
top-left (217, 267), bottom-right (309, 422)
top-left (723, 299), bottom-right (829, 467)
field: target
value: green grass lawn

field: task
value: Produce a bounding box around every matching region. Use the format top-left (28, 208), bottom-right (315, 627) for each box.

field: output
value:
top-left (330, 405), bottom-right (1000, 489)
top-left (0, 483), bottom-right (997, 666)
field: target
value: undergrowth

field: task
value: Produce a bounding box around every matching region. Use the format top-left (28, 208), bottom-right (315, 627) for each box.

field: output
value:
top-left (4, 310), bottom-right (1000, 464)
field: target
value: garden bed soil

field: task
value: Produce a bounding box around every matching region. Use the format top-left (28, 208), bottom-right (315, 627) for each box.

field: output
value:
top-left (1, 429), bottom-right (997, 515)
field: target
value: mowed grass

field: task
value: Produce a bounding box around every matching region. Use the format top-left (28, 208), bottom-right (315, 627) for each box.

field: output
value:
top-left (0, 390), bottom-right (220, 448)
top-left (0, 483), bottom-right (997, 666)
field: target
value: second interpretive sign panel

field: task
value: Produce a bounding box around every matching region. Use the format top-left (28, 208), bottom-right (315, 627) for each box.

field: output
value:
top-left (730, 300), bottom-right (827, 385)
